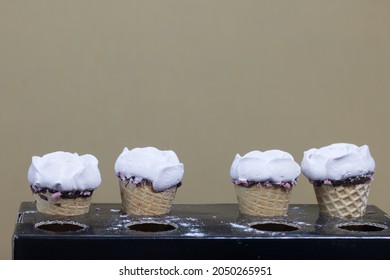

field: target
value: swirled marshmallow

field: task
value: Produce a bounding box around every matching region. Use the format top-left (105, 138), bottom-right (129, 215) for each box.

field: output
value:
top-left (114, 147), bottom-right (184, 192)
top-left (230, 150), bottom-right (301, 187)
top-left (301, 143), bottom-right (375, 181)
top-left (28, 151), bottom-right (102, 191)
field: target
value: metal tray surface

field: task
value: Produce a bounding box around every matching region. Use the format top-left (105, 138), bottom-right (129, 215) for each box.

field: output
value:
top-left (12, 202), bottom-right (390, 259)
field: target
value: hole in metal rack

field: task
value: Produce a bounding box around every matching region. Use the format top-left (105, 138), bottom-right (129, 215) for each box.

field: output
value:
top-left (250, 222), bottom-right (299, 232)
top-left (127, 222), bottom-right (177, 233)
top-left (337, 223), bottom-right (387, 232)
top-left (35, 221), bottom-right (87, 232)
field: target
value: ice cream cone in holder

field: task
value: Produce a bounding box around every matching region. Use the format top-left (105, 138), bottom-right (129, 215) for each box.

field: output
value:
top-left (28, 151), bottom-right (102, 216)
top-left (230, 150), bottom-right (301, 217)
top-left (301, 143), bottom-right (376, 218)
top-left (235, 184), bottom-right (292, 216)
top-left (313, 183), bottom-right (370, 218)
top-left (120, 180), bottom-right (177, 216)
top-left (114, 147), bottom-right (184, 216)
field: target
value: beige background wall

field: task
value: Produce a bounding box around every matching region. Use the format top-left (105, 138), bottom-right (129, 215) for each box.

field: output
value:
top-left (1, 0), bottom-right (389, 259)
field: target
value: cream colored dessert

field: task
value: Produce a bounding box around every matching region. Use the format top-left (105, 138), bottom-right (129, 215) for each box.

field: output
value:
top-left (301, 143), bottom-right (375, 217)
top-left (230, 150), bottom-right (301, 216)
top-left (28, 151), bottom-right (101, 215)
top-left (114, 147), bottom-right (184, 216)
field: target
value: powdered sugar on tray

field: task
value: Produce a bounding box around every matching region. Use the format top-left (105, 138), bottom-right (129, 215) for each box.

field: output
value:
top-left (183, 231), bottom-right (205, 237)
top-left (166, 216), bottom-right (205, 237)
top-left (106, 213), bottom-right (205, 237)
top-left (230, 223), bottom-right (256, 232)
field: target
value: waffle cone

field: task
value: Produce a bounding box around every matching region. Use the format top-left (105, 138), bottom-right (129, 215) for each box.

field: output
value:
top-left (313, 183), bottom-right (370, 217)
top-left (33, 192), bottom-right (92, 216)
top-left (119, 180), bottom-right (177, 216)
top-left (235, 184), bottom-right (291, 216)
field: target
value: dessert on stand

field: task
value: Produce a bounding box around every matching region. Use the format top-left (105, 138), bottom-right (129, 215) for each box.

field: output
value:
top-left (115, 147), bottom-right (184, 216)
top-left (230, 149), bottom-right (300, 216)
top-left (28, 151), bottom-right (101, 216)
top-left (301, 143), bottom-right (375, 217)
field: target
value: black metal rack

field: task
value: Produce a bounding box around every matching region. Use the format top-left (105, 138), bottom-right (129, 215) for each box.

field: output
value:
top-left (12, 202), bottom-right (390, 259)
